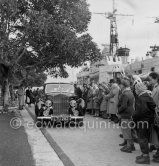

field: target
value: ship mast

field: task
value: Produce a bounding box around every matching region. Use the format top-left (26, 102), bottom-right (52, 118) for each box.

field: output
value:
top-left (94, 0), bottom-right (133, 62)
top-left (109, 0), bottom-right (118, 61)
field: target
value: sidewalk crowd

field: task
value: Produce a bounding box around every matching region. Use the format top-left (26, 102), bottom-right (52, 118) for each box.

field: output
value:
top-left (74, 72), bottom-right (159, 165)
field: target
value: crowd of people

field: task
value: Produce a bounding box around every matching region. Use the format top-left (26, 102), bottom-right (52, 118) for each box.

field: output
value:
top-left (75, 79), bottom-right (121, 122)
top-left (75, 72), bottom-right (159, 164)
top-left (16, 86), bottom-right (41, 110)
top-left (15, 73), bottom-right (159, 164)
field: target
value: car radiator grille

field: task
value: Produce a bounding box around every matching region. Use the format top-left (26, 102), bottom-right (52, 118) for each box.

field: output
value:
top-left (52, 94), bottom-right (69, 115)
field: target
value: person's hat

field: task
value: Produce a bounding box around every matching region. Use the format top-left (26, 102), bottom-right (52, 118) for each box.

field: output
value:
top-left (123, 76), bottom-right (130, 81)
top-left (120, 79), bottom-right (130, 87)
top-left (109, 79), bottom-right (115, 84)
top-left (135, 82), bottom-right (147, 92)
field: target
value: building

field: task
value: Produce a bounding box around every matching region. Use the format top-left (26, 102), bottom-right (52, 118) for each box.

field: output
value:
top-left (77, 45), bottom-right (129, 84)
top-left (125, 46), bottom-right (159, 76)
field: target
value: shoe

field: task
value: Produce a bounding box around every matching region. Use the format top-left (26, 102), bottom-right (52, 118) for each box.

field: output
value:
top-left (131, 144), bottom-right (136, 151)
top-left (136, 156), bottom-right (150, 164)
top-left (120, 145), bottom-right (127, 151)
top-left (119, 141), bottom-right (127, 146)
top-left (109, 116), bottom-right (114, 121)
top-left (153, 149), bottom-right (159, 159)
top-left (149, 145), bottom-right (156, 152)
top-left (120, 146), bottom-right (132, 153)
top-left (102, 116), bottom-right (108, 119)
top-left (136, 154), bottom-right (143, 160)
top-left (119, 134), bottom-right (123, 138)
top-left (153, 157), bottom-right (159, 163)
top-left (103, 114), bottom-right (108, 119)
top-left (113, 118), bottom-right (119, 123)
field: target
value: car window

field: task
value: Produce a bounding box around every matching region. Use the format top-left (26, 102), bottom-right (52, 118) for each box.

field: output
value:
top-left (45, 83), bottom-right (74, 94)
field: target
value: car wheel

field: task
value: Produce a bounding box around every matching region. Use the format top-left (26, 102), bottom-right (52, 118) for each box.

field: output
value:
top-left (36, 120), bottom-right (42, 127)
top-left (77, 119), bottom-right (84, 127)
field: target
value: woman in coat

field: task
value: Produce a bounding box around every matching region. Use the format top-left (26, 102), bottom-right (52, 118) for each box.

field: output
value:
top-left (149, 72), bottom-right (159, 163)
top-left (106, 79), bottom-right (120, 122)
top-left (86, 84), bottom-right (93, 114)
top-left (100, 83), bottom-right (109, 118)
top-left (92, 84), bottom-right (100, 117)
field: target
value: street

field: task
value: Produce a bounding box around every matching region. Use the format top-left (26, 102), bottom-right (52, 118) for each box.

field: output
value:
top-left (28, 106), bottom-right (158, 166)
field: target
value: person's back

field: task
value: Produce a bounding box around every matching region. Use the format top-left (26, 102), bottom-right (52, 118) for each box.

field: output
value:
top-left (137, 92), bottom-right (155, 122)
top-left (133, 82), bottom-right (156, 164)
top-left (118, 88), bottom-right (134, 119)
top-left (133, 84), bottom-right (155, 123)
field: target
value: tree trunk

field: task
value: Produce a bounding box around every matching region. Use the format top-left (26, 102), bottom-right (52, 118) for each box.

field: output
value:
top-left (0, 86), bottom-right (2, 106)
top-left (9, 84), bottom-right (14, 101)
top-left (2, 79), bottom-right (9, 111)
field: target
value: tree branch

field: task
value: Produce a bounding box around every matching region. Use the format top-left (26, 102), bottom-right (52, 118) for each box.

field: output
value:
top-left (15, 47), bottom-right (27, 64)
top-left (25, 65), bottom-right (36, 69)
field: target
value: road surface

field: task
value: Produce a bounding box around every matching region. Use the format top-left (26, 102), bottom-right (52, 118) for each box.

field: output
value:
top-left (28, 105), bottom-right (158, 166)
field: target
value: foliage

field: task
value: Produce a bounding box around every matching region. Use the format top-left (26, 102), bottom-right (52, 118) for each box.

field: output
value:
top-left (22, 70), bottom-right (47, 87)
top-left (0, 0), bottom-right (101, 84)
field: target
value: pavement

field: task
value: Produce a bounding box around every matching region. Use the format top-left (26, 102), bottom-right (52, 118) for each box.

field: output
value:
top-left (0, 110), bottom-right (35, 166)
top-left (1, 105), bottom-right (159, 166)
top-left (0, 106), bottom-right (64, 166)
top-left (28, 105), bottom-right (159, 166)
top-left (21, 107), bottom-right (64, 166)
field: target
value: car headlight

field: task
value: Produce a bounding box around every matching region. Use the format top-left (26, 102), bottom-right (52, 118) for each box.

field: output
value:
top-left (43, 110), bottom-right (49, 116)
top-left (70, 100), bottom-right (77, 107)
top-left (73, 110), bottom-right (79, 116)
top-left (45, 100), bottom-right (52, 107)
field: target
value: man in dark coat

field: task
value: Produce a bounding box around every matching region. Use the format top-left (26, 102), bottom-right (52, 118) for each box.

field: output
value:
top-left (26, 86), bottom-right (34, 106)
top-left (74, 84), bottom-right (82, 98)
top-left (82, 83), bottom-right (88, 115)
top-left (118, 78), bottom-right (135, 153)
top-left (133, 82), bottom-right (156, 164)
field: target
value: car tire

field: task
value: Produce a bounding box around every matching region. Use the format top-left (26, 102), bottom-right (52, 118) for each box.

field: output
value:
top-left (77, 119), bottom-right (84, 127)
top-left (36, 120), bottom-right (42, 127)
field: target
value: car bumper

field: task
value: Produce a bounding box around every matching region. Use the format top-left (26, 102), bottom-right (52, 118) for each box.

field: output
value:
top-left (37, 116), bottom-right (84, 121)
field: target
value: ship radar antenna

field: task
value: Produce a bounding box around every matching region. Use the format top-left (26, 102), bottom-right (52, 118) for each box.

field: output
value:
top-left (94, 0), bottom-right (133, 62)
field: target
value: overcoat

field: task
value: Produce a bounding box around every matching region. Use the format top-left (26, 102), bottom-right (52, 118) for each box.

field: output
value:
top-left (151, 83), bottom-right (159, 145)
top-left (87, 87), bottom-right (93, 110)
top-left (106, 83), bottom-right (120, 115)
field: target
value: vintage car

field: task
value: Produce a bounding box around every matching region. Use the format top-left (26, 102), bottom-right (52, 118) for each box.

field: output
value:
top-left (35, 83), bottom-right (85, 127)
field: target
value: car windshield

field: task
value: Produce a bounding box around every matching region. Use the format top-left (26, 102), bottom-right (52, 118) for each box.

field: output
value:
top-left (45, 83), bottom-right (74, 94)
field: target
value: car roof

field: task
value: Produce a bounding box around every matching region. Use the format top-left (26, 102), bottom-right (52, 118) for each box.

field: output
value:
top-left (44, 82), bottom-right (74, 85)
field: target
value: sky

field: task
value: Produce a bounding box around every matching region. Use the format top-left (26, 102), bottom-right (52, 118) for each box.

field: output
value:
top-left (46, 0), bottom-right (159, 83)
top-left (87, 0), bottom-right (159, 60)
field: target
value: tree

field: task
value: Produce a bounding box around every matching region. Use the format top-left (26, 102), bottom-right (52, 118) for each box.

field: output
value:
top-left (22, 70), bottom-right (47, 87)
top-left (0, 0), bottom-right (101, 108)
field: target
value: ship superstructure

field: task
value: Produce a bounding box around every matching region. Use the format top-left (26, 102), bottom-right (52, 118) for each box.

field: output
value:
top-left (77, 0), bottom-right (131, 84)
